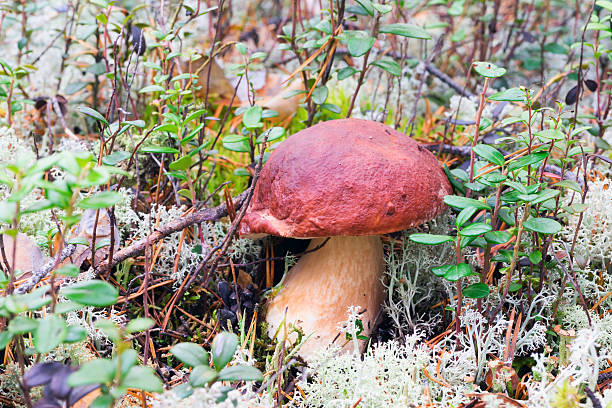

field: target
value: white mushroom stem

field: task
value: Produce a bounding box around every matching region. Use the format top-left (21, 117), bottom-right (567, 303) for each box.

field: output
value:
top-left (265, 236), bottom-right (385, 360)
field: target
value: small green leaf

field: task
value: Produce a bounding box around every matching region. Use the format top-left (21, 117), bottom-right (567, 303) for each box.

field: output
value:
top-left (311, 85), bottom-right (329, 105)
top-left (444, 263), bottom-right (476, 282)
top-left (242, 106), bottom-right (263, 129)
top-left (256, 127), bottom-right (285, 144)
top-left (459, 222), bottom-right (492, 237)
top-left (372, 2), bottom-right (393, 14)
top-left (54, 301), bottom-right (84, 314)
top-left (531, 189), bottom-right (560, 205)
top-left (235, 42), bottom-right (247, 55)
top-left (504, 180), bottom-right (528, 194)
top-left (347, 31), bottom-right (375, 57)
top-left (95, 319), bottom-right (120, 343)
top-left (140, 146), bottom-right (180, 154)
top-left (0, 201), bottom-right (16, 223)
top-left (233, 168), bottom-right (250, 177)
top-left (0, 331), bottom-right (13, 350)
top-left (171, 383), bottom-right (194, 398)
top-left (183, 109), bottom-right (207, 125)
top-left (379, 23), bottom-right (432, 39)
top-left (321, 103), bottom-right (341, 113)
top-left (68, 236), bottom-right (90, 246)
top-left (553, 180), bottom-right (581, 193)
top-left (190, 365), bottom-right (217, 387)
top-left (222, 134), bottom-right (250, 152)
top-left (354, 0), bottom-right (374, 15)
top-left (8, 316), bottom-right (38, 334)
top-left (498, 207), bottom-right (516, 226)
top-left (529, 250), bottom-right (542, 265)
top-left (102, 151), bottom-right (130, 166)
top-left (118, 349), bottom-right (139, 379)
top-left (598, 0), bottom-right (612, 11)
top-left (408, 233), bottom-right (454, 245)
top-left (154, 123), bottom-right (179, 133)
top-left (20, 286), bottom-right (52, 311)
top-left (473, 144), bottom-right (505, 166)
top-left (217, 365), bottom-right (264, 382)
top-left (508, 281), bottom-right (522, 292)
top-left (78, 191), bottom-right (122, 209)
top-left (143, 61), bottom-right (162, 71)
top-left (122, 119), bottom-right (146, 129)
top-left (65, 82), bottom-right (88, 95)
top-left (64, 326), bottom-right (87, 343)
top-left (90, 394), bottom-right (114, 408)
top-left (508, 152), bottom-right (548, 172)
top-left (337, 66), bottom-right (358, 80)
top-left (463, 283), bottom-right (490, 298)
top-left (60, 280), bottom-right (118, 306)
top-left (169, 156), bottom-right (192, 171)
top-left (122, 366), bottom-right (163, 392)
top-left (77, 107), bottom-right (109, 127)
top-left (523, 217), bottom-right (562, 234)
top-left (432, 264), bottom-right (453, 277)
top-left (370, 59), bottom-right (402, 76)
top-left (68, 359), bottom-right (116, 386)
top-left (139, 85), bottom-right (165, 93)
top-left (444, 164), bottom-right (465, 195)
top-left (488, 88), bottom-right (525, 102)
top-left (535, 129), bottom-right (564, 141)
top-left (484, 230), bottom-right (512, 244)
top-left (212, 332), bottom-right (239, 371)
top-left (473, 61), bottom-right (506, 78)
top-left (35, 314), bottom-right (67, 353)
top-left (443, 195), bottom-right (492, 210)
top-left (456, 206), bottom-right (478, 228)
top-left (171, 342), bottom-right (210, 367)
top-left (126, 317), bottom-right (155, 333)
top-left (543, 42), bottom-right (567, 54)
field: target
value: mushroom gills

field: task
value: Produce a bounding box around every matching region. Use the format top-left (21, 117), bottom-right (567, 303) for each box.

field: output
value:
top-left (265, 235), bottom-right (385, 358)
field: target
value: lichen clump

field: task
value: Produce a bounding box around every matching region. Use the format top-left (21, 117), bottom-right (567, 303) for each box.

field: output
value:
top-left (560, 179), bottom-right (612, 267)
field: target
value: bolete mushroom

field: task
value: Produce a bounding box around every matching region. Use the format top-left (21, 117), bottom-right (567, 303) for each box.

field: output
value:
top-left (239, 118), bottom-right (451, 359)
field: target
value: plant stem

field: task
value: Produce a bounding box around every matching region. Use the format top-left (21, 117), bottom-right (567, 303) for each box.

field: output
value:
top-left (490, 202), bottom-right (531, 321)
top-left (455, 234), bottom-right (464, 342)
top-left (467, 76), bottom-right (490, 194)
top-left (346, 14), bottom-right (380, 118)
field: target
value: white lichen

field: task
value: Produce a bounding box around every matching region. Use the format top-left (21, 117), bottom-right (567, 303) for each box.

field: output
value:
top-left (383, 215), bottom-right (454, 337)
top-left (290, 307), bottom-right (474, 407)
top-left (559, 179), bottom-right (612, 267)
top-left (525, 326), bottom-right (608, 407)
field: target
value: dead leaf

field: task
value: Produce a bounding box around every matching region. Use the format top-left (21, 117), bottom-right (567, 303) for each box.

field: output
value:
top-left (237, 269), bottom-right (254, 289)
top-left (178, 57), bottom-right (235, 100)
top-left (0, 232), bottom-right (44, 275)
top-left (256, 78), bottom-right (304, 124)
top-left (71, 389), bottom-right (101, 408)
top-left (61, 209), bottom-right (120, 269)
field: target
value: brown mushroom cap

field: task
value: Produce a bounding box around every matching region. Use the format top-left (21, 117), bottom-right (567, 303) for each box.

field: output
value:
top-left (240, 118), bottom-right (452, 238)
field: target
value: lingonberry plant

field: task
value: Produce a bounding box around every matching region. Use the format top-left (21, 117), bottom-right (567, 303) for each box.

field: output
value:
top-left (410, 61), bottom-right (594, 339)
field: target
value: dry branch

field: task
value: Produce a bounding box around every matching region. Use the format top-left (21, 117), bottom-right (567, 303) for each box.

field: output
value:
top-left (95, 189), bottom-right (251, 272)
top-left (15, 244), bottom-right (76, 294)
top-left (15, 190), bottom-right (251, 294)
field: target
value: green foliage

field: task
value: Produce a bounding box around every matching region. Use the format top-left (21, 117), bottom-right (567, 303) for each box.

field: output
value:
top-left (169, 332), bottom-right (263, 400)
top-left (67, 322), bottom-right (163, 406)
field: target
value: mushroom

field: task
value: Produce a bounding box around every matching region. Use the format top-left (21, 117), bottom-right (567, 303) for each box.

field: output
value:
top-left (239, 118), bottom-right (451, 359)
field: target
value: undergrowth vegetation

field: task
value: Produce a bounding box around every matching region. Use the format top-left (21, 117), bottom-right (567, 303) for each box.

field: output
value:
top-left (0, 0), bottom-right (611, 407)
